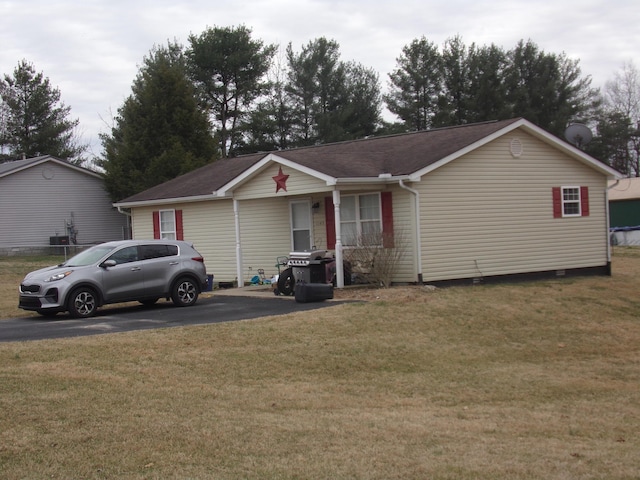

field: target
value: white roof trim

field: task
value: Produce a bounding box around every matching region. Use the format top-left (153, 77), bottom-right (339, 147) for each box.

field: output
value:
top-left (0, 155), bottom-right (103, 179)
top-left (214, 153), bottom-right (337, 195)
top-left (608, 177), bottom-right (640, 200)
top-left (411, 118), bottom-right (622, 180)
top-left (114, 193), bottom-right (219, 208)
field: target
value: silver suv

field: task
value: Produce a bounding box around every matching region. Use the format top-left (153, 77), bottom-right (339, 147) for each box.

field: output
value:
top-left (19, 240), bottom-right (209, 318)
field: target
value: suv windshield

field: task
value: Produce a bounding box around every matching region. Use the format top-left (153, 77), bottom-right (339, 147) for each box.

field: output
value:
top-left (64, 245), bottom-right (118, 267)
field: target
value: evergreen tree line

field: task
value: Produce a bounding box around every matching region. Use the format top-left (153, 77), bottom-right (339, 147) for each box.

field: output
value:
top-left (2, 25), bottom-right (639, 202)
top-left (99, 27), bottom-right (609, 201)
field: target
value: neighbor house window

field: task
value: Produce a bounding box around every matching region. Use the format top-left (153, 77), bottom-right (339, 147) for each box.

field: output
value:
top-left (152, 210), bottom-right (184, 240)
top-left (340, 193), bottom-right (382, 247)
top-left (552, 186), bottom-right (589, 218)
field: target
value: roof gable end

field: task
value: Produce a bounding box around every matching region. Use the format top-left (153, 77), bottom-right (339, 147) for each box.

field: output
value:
top-left (0, 155), bottom-right (102, 179)
top-left (214, 153), bottom-right (337, 196)
top-left (410, 118), bottom-right (621, 180)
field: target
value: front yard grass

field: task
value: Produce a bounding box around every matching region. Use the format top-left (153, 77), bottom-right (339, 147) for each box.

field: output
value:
top-left (1, 248), bottom-right (639, 478)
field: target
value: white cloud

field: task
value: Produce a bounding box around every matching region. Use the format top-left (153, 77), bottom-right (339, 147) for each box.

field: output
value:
top-left (1, 0), bottom-right (639, 156)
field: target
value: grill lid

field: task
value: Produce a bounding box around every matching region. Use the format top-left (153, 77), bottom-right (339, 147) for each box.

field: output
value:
top-left (288, 250), bottom-right (333, 266)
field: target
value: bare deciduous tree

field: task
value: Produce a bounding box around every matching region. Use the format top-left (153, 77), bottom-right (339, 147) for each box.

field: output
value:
top-left (343, 230), bottom-right (406, 287)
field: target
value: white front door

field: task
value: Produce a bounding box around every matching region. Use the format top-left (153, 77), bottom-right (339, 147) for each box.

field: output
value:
top-left (290, 200), bottom-right (312, 251)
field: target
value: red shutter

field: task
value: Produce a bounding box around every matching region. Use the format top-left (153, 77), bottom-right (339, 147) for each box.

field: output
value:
top-left (552, 187), bottom-right (562, 218)
top-left (381, 191), bottom-right (394, 247)
top-left (175, 210), bottom-right (184, 240)
top-left (152, 211), bottom-right (160, 239)
top-left (325, 197), bottom-right (336, 249)
top-left (580, 186), bottom-right (589, 217)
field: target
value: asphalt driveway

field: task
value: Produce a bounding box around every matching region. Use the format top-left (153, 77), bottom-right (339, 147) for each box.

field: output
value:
top-left (0, 294), bottom-right (346, 342)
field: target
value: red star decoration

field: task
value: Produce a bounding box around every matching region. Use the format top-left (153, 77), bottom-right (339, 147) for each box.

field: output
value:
top-left (272, 166), bottom-right (289, 193)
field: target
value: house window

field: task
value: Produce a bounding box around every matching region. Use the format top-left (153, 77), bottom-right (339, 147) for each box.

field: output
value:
top-left (290, 200), bottom-right (312, 251)
top-left (153, 210), bottom-right (184, 240)
top-left (552, 186), bottom-right (589, 218)
top-left (341, 193), bottom-right (382, 246)
top-left (562, 187), bottom-right (581, 216)
top-left (160, 210), bottom-right (177, 239)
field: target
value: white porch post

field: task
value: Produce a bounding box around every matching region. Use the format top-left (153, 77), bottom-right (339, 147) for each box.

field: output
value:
top-left (332, 190), bottom-right (344, 288)
top-left (233, 198), bottom-right (244, 288)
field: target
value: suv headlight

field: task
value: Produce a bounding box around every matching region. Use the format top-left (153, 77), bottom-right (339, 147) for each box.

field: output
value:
top-left (46, 271), bottom-right (73, 282)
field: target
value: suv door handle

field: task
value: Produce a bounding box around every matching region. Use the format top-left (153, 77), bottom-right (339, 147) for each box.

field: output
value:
top-left (169, 261), bottom-right (179, 266)
top-left (130, 266), bottom-right (141, 271)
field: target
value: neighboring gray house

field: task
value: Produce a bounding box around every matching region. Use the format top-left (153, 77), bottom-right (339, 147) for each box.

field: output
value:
top-left (0, 155), bottom-right (129, 248)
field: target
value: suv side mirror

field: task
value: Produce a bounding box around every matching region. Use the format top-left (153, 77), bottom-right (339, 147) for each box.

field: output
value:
top-left (101, 260), bottom-right (117, 268)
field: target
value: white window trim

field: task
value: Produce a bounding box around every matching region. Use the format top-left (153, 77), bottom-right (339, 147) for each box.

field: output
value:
top-left (561, 186), bottom-right (581, 218)
top-left (340, 192), bottom-right (383, 248)
top-left (160, 209), bottom-right (177, 239)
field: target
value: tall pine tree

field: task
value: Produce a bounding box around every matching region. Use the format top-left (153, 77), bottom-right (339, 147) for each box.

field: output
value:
top-left (285, 37), bottom-right (381, 146)
top-left (187, 25), bottom-right (276, 158)
top-left (0, 60), bottom-right (86, 163)
top-left (385, 37), bottom-right (442, 131)
top-left (100, 42), bottom-right (217, 201)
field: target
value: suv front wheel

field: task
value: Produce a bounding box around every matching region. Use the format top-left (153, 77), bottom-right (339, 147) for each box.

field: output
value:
top-left (68, 287), bottom-right (98, 318)
top-left (171, 277), bottom-right (199, 307)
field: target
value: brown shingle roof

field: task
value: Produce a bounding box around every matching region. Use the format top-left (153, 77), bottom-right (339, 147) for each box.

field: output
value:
top-left (118, 118), bottom-right (521, 204)
top-left (119, 154), bottom-right (264, 203)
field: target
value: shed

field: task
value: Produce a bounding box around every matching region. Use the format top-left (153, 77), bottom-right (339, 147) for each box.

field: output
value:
top-left (608, 177), bottom-right (640, 245)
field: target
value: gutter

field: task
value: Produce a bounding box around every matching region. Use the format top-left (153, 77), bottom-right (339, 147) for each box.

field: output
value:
top-left (398, 179), bottom-right (423, 284)
top-left (113, 193), bottom-right (218, 209)
top-left (333, 175), bottom-right (412, 185)
top-left (117, 206), bottom-right (131, 216)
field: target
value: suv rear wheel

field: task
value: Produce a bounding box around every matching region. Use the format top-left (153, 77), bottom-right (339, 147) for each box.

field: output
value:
top-left (171, 277), bottom-right (199, 307)
top-left (68, 287), bottom-right (98, 318)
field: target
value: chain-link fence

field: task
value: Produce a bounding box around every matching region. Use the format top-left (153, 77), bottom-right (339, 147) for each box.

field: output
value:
top-left (0, 244), bottom-right (94, 261)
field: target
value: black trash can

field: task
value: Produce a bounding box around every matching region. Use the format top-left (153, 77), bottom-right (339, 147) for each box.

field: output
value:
top-left (295, 282), bottom-right (333, 303)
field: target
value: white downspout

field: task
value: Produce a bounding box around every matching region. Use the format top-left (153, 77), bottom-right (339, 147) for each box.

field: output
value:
top-left (606, 179), bottom-right (621, 268)
top-left (399, 179), bottom-right (423, 284)
top-left (233, 198), bottom-right (244, 288)
top-left (332, 190), bottom-right (344, 288)
top-left (116, 206), bottom-right (132, 240)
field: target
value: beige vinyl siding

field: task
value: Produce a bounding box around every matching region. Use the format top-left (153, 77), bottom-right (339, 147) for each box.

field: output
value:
top-left (132, 200), bottom-right (237, 281)
top-left (237, 196), bottom-right (292, 283)
top-left (234, 164), bottom-right (328, 200)
top-left (0, 162), bottom-right (127, 246)
top-left (418, 131), bottom-right (609, 282)
top-left (131, 207), bottom-right (154, 239)
top-left (312, 195), bottom-right (330, 251)
top-left (388, 186), bottom-right (418, 283)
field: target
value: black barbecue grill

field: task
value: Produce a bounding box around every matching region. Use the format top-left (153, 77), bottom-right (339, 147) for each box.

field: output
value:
top-left (288, 250), bottom-right (334, 284)
top-left (287, 250), bottom-right (335, 302)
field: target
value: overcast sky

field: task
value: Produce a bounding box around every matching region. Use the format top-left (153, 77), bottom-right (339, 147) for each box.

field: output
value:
top-left (1, 0), bottom-right (639, 158)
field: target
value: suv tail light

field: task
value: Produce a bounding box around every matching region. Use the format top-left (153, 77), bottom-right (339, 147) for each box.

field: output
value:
top-left (192, 257), bottom-right (204, 263)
